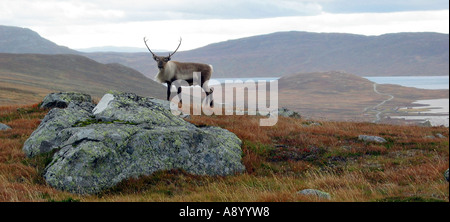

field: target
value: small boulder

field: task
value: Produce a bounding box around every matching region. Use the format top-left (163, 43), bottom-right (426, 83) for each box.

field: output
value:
top-left (297, 189), bottom-right (331, 200)
top-left (419, 120), bottom-right (432, 127)
top-left (358, 135), bottom-right (387, 143)
top-left (278, 107), bottom-right (301, 118)
top-left (40, 92), bottom-right (92, 109)
top-left (435, 133), bottom-right (446, 139)
top-left (0, 123), bottom-right (11, 130)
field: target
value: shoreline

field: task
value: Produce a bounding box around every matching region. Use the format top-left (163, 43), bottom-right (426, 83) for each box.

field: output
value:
top-left (390, 98), bottom-right (449, 127)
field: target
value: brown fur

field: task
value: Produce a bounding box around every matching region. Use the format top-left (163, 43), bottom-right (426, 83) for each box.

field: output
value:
top-left (144, 37), bottom-right (214, 106)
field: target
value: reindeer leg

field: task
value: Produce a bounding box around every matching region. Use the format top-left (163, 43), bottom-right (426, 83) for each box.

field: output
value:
top-left (203, 82), bottom-right (214, 108)
top-left (207, 88), bottom-right (214, 107)
top-left (166, 82), bottom-right (172, 101)
top-left (177, 87), bottom-right (183, 104)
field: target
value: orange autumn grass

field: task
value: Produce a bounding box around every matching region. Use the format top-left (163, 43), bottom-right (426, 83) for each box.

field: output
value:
top-left (0, 103), bottom-right (448, 202)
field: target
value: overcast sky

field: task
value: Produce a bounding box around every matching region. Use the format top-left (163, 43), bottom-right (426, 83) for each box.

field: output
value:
top-left (1, 0), bottom-right (448, 51)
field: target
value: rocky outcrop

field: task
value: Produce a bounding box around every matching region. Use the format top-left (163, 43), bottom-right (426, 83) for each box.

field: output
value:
top-left (23, 102), bottom-right (95, 157)
top-left (24, 91), bottom-right (245, 194)
top-left (40, 92), bottom-right (92, 109)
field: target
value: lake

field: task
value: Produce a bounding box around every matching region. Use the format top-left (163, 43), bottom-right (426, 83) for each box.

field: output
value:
top-left (209, 77), bottom-right (278, 85)
top-left (364, 76), bottom-right (449, 90)
top-left (211, 76), bottom-right (449, 90)
top-left (365, 76), bottom-right (449, 127)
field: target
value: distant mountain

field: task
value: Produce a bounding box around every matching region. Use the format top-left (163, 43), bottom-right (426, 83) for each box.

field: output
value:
top-left (77, 46), bottom-right (155, 53)
top-left (83, 31), bottom-right (449, 78)
top-left (1, 25), bottom-right (448, 78)
top-left (0, 25), bottom-right (78, 54)
top-left (0, 53), bottom-right (166, 105)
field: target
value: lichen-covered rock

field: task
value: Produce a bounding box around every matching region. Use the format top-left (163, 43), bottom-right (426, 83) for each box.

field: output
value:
top-left (0, 123), bottom-right (11, 130)
top-left (24, 91), bottom-right (244, 194)
top-left (44, 123), bottom-right (243, 194)
top-left (40, 92), bottom-right (92, 109)
top-left (23, 102), bottom-right (95, 157)
top-left (93, 92), bottom-right (186, 126)
top-left (358, 135), bottom-right (387, 143)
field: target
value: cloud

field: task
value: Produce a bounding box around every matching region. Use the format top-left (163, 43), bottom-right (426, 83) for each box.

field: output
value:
top-left (321, 0), bottom-right (449, 13)
top-left (0, 0), bottom-right (124, 26)
top-left (1, 0), bottom-right (448, 26)
top-left (0, 0), bottom-right (324, 26)
top-left (0, 0), bottom-right (448, 50)
top-left (35, 9), bottom-right (448, 50)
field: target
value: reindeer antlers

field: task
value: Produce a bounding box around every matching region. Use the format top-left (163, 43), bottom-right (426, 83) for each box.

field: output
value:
top-left (169, 37), bottom-right (182, 58)
top-left (143, 37), bottom-right (156, 57)
top-left (144, 37), bottom-right (182, 58)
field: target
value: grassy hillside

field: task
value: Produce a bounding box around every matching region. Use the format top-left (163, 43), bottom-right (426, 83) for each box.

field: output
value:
top-left (0, 53), bottom-right (166, 105)
top-left (0, 103), bottom-right (448, 202)
top-left (84, 31), bottom-right (449, 78)
top-left (278, 72), bottom-right (449, 122)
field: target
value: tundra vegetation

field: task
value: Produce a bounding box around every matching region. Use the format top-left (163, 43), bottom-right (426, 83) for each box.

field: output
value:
top-left (0, 103), bottom-right (448, 202)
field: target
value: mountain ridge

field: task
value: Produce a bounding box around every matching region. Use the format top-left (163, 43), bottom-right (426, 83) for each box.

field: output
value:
top-left (1, 25), bottom-right (448, 78)
top-left (0, 25), bottom-right (79, 54)
top-left (84, 31), bottom-right (449, 78)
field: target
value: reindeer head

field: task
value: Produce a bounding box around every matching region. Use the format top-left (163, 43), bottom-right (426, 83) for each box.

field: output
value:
top-left (144, 37), bottom-right (182, 70)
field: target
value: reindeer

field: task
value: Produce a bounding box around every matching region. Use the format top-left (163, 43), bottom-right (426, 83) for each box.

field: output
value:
top-left (144, 37), bottom-right (214, 107)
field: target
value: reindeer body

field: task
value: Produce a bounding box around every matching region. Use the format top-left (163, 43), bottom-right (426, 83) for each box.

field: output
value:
top-left (155, 61), bottom-right (213, 86)
top-left (144, 37), bottom-right (214, 107)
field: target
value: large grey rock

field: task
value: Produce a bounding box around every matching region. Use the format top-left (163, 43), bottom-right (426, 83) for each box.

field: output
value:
top-left (0, 123), bottom-right (11, 130)
top-left (23, 102), bottom-right (95, 157)
top-left (92, 92), bottom-right (185, 126)
top-left (358, 135), bottom-right (387, 143)
top-left (24, 91), bottom-right (244, 194)
top-left (44, 124), bottom-right (243, 194)
top-left (40, 92), bottom-right (92, 109)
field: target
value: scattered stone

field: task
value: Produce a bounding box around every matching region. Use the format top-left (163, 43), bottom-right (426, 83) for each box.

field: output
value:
top-left (302, 121), bottom-right (322, 127)
top-left (435, 133), bottom-right (446, 139)
top-left (425, 134), bottom-right (447, 139)
top-left (297, 189), bottom-right (331, 200)
top-left (358, 135), bottom-right (387, 143)
top-left (445, 169), bottom-right (449, 182)
top-left (24, 91), bottom-right (245, 194)
top-left (278, 107), bottom-right (301, 118)
top-left (418, 120), bottom-right (432, 127)
top-left (40, 92), bottom-right (92, 109)
top-left (0, 123), bottom-right (11, 130)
